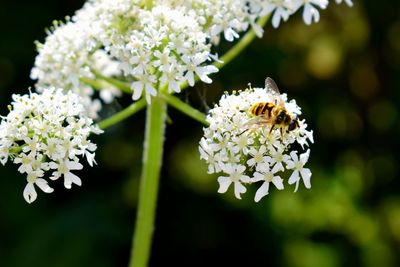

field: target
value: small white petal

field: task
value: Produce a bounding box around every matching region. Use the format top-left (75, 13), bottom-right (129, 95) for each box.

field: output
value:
top-left (67, 161), bottom-right (83, 171)
top-left (185, 71), bottom-right (195, 87)
top-left (211, 25), bottom-right (222, 36)
top-left (240, 175), bottom-right (251, 183)
top-left (234, 181), bottom-right (247, 199)
top-left (131, 82), bottom-right (143, 100)
top-left (272, 162), bottom-right (284, 173)
top-left (344, 0), bottom-right (353, 7)
top-left (146, 84), bottom-right (157, 97)
top-left (288, 170), bottom-right (300, 185)
top-left (255, 182), bottom-right (269, 202)
top-left (300, 149), bottom-right (310, 164)
top-left (23, 183), bottom-right (37, 204)
top-left (252, 23), bottom-right (264, 38)
top-left (197, 66), bottom-right (219, 84)
top-left (224, 28), bottom-right (239, 42)
top-left (217, 176), bottom-right (232, 194)
top-left (85, 152), bottom-right (96, 167)
top-left (272, 11), bottom-right (282, 28)
top-left (303, 4), bottom-right (320, 25)
top-left (272, 176), bottom-right (284, 190)
top-left (290, 151), bottom-right (299, 162)
top-left (64, 172), bottom-right (82, 189)
top-left (35, 178), bottom-right (54, 193)
top-left (252, 172), bottom-right (264, 183)
top-left (300, 168), bottom-right (312, 188)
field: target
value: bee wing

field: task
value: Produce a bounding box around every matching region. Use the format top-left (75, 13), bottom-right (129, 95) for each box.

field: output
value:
top-left (265, 77), bottom-right (280, 95)
top-left (265, 77), bottom-right (285, 107)
top-left (240, 115), bottom-right (274, 133)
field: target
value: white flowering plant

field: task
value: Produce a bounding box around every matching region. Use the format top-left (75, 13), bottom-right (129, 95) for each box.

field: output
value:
top-left (1, 0), bottom-right (352, 266)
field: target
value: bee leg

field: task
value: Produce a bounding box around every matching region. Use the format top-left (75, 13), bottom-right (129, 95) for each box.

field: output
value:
top-left (239, 128), bottom-right (249, 136)
top-left (280, 127), bottom-right (284, 138)
top-left (269, 124), bottom-right (275, 134)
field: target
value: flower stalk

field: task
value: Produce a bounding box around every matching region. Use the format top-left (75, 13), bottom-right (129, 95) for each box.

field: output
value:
top-left (98, 99), bottom-right (146, 130)
top-left (129, 95), bottom-right (167, 267)
top-left (161, 93), bottom-right (208, 126)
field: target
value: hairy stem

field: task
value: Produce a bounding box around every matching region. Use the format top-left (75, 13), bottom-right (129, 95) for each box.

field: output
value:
top-left (91, 70), bottom-right (132, 94)
top-left (161, 93), bottom-right (208, 125)
top-left (128, 96), bottom-right (166, 267)
top-left (98, 100), bottom-right (146, 129)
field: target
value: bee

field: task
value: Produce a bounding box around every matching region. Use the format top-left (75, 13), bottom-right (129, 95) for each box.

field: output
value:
top-left (242, 77), bottom-right (300, 136)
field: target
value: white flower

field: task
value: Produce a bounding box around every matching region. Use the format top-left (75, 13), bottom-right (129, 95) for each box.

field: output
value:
top-left (268, 145), bottom-right (286, 173)
top-left (259, 0), bottom-right (292, 28)
top-left (335, 0), bottom-right (353, 7)
top-left (301, 0), bottom-right (328, 25)
top-left (23, 175), bottom-right (54, 204)
top-left (199, 78), bottom-right (313, 201)
top-left (14, 153), bottom-right (35, 174)
top-left (0, 88), bottom-right (102, 203)
top-left (285, 150), bottom-right (312, 192)
top-left (252, 161), bottom-right (284, 202)
top-left (131, 73), bottom-right (157, 103)
top-left (247, 145), bottom-right (270, 167)
top-left (217, 164), bottom-right (251, 199)
top-left (50, 160), bottom-right (83, 189)
top-left (182, 53), bottom-right (219, 87)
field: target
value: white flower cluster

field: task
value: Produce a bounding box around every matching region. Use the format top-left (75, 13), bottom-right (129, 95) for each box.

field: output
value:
top-left (31, 0), bottom-right (352, 111)
top-left (0, 88), bottom-right (103, 203)
top-left (255, 0), bottom-right (353, 28)
top-left (31, 19), bottom-right (122, 118)
top-left (157, 0), bottom-right (265, 43)
top-left (102, 4), bottom-right (218, 102)
top-left (199, 83), bottom-right (313, 202)
top-left (32, 0), bottom-right (218, 106)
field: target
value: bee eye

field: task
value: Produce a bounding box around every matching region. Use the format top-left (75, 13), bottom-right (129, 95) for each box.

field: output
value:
top-left (288, 120), bottom-right (298, 131)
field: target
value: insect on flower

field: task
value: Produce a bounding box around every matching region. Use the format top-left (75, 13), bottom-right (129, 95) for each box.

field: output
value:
top-left (241, 77), bottom-right (300, 136)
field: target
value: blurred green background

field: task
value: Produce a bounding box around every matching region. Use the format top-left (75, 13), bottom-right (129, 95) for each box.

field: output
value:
top-left (1, 0), bottom-right (399, 266)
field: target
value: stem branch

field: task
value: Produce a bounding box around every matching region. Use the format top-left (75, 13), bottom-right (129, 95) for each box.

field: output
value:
top-left (98, 100), bottom-right (146, 130)
top-left (161, 93), bottom-right (208, 125)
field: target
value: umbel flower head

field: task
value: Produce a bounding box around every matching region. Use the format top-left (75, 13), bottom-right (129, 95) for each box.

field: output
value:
top-left (199, 78), bottom-right (313, 202)
top-left (32, 0), bottom-right (219, 107)
top-left (30, 0), bottom-right (352, 115)
top-left (31, 19), bottom-right (122, 118)
top-left (0, 88), bottom-right (103, 203)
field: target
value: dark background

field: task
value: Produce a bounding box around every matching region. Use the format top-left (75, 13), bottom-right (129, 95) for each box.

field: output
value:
top-left (1, 1), bottom-right (400, 266)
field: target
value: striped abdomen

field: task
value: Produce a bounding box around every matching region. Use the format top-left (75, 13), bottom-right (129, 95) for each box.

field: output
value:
top-left (249, 102), bottom-right (275, 118)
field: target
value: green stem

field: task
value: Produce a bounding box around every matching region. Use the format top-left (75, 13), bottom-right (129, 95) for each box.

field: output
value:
top-left (161, 93), bottom-right (208, 125)
top-left (98, 100), bottom-right (146, 129)
top-left (80, 77), bottom-right (106, 90)
top-left (91, 70), bottom-right (132, 94)
top-left (129, 95), bottom-right (166, 267)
